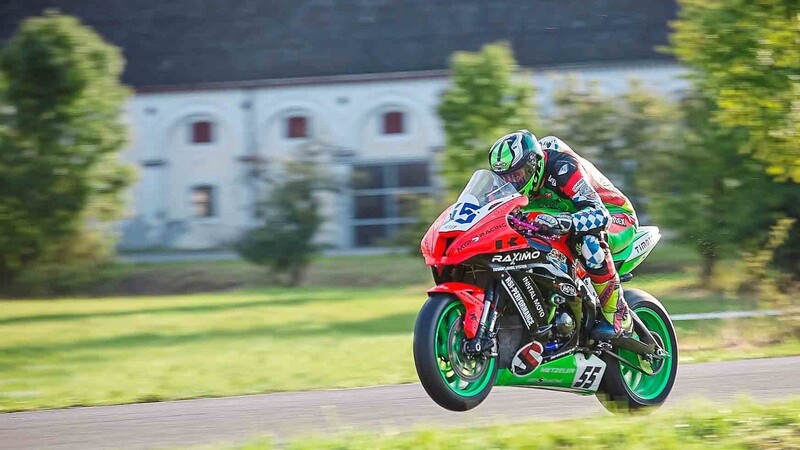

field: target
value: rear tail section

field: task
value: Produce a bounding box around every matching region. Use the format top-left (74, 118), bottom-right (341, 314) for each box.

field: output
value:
top-left (612, 226), bottom-right (661, 275)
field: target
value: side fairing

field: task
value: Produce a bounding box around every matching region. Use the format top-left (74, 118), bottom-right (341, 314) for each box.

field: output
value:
top-left (421, 206), bottom-right (453, 263)
top-left (422, 196), bottom-right (529, 266)
top-left (495, 353), bottom-right (607, 394)
top-left (612, 226), bottom-right (662, 275)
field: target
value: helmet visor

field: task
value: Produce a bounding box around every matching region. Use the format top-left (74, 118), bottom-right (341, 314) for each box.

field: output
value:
top-left (499, 163), bottom-right (535, 192)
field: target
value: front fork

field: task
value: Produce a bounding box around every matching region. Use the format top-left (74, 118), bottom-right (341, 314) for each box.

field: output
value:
top-left (463, 281), bottom-right (499, 358)
top-left (426, 280), bottom-right (500, 358)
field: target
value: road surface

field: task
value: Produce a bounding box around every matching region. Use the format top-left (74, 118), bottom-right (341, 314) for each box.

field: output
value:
top-left (1, 356), bottom-right (799, 449)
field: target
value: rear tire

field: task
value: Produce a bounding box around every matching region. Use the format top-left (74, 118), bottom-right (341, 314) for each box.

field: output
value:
top-left (413, 294), bottom-right (497, 411)
top-left (596, 288), bottom-right (678, 414)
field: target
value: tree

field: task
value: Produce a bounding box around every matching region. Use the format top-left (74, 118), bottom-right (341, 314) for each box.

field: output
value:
top-left (0, 11), bottom-right (134, 282)
top-left (548, 79), bottom-right (678, 214)
top-left (236, 161), bottom-right (326, 286)
top-left (438, 42), bottom-right (539, 197)
top-left (670, 0), bottom-right (800, 279)
top-left (640, 94), bottom-right (798, 283)
top-left (671, 0), bottom-right (800, 182)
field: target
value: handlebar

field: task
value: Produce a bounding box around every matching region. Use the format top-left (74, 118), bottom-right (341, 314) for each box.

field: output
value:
top-left (508, 214), bottom-right (539, 235)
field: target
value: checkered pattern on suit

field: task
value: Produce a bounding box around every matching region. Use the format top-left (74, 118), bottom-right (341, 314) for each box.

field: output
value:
top-left (572, 208), bottom-right (609, 232)
top-left (581, 234), bottom-right (607, 269)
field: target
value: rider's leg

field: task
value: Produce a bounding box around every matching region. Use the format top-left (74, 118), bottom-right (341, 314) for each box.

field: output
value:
top-left (580, 233), bottom-right (632, 339)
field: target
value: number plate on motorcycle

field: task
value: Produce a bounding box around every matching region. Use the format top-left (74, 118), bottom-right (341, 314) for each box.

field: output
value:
top-left (572, 354), bottom-right (606, 391)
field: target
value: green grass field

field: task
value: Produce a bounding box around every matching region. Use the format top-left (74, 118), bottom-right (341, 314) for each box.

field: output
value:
top-left (10, 242), bottom-right (701, 297)
top-left (232, 398), bottom-right (800, 449)
top-left (1, 269), bottom-right (796, 413)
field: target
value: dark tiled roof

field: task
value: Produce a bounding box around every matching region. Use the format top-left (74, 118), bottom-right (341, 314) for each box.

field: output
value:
top-left (0, 0), bottom-right (677, 88)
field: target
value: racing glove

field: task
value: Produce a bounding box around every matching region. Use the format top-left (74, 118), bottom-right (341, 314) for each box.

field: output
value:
top-left (532, 213), bottom-right (573, 236)
top-left (508, 211), bottom-right (573, 237)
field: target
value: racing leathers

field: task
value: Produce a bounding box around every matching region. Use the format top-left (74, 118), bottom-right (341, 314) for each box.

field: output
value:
top-left (527, 136), bottom-right (636, 337)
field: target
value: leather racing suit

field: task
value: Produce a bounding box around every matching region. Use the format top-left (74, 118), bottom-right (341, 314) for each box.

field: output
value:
top-left (527, 136), bottom-right (637, 335)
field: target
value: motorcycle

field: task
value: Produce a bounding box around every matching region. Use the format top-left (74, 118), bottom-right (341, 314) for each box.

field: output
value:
top-left (414, 170), bottom-right (677, 413)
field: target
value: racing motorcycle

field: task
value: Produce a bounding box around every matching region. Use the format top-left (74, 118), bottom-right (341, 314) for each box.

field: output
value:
top-left (414, 170), bottom-right (677, 413)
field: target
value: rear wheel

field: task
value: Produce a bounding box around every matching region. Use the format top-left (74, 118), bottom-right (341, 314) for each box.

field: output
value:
top-left (597, 288), bottom-right (678, 413)
top-left (413, 294), bottom-right (497, 411)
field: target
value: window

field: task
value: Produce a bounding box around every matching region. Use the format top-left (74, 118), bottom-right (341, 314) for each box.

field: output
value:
top-left (354, 225), bottom-right (388, 247)
top-left (351, 162), bottom-right (432, 247)
top-left (351, 166), bottom-right (384, 190)
top-left (191, 121), bottom-right (213, 144)
top-left (287, 116), bottom-right (308, 139)
top-left (397, 162), bottom-right (430, 187)
top-left (191, 186), bottom-right (215, 217)
top-left (354, 195), bottom-right (387, 220)
top-left (382, 111), bottom-right (405, 135)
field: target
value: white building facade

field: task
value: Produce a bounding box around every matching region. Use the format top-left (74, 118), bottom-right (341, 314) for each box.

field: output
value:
top-left (119, 63), bottom-right (688, 250)
top-left (1, 0), bottom-right (688, 250)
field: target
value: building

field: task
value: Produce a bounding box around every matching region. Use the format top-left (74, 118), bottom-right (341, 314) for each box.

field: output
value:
top-left (0, 1), bottom-right (688, 250)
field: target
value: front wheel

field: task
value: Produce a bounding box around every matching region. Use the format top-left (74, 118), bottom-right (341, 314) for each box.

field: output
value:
top-left (413, 294), bottom-right (497, 411)
top-left (597, 288), bottom-right (678, 413)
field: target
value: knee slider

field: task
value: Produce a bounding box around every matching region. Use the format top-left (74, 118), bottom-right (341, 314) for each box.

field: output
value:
top-left (581, 234), bottom-right (606, 269)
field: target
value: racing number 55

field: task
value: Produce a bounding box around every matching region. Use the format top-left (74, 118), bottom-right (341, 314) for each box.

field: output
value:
top-left (574, 366), bottom-right (602, 389)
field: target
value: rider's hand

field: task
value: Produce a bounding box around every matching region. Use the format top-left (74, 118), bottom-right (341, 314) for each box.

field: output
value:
top-left (533, 213), bottom-right (573, 236)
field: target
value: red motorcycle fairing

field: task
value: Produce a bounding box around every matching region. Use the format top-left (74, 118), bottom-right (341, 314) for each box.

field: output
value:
top-left (427, 282), bottom-right (485, 339)
top-left (421, 196), bottom-right (529, 267)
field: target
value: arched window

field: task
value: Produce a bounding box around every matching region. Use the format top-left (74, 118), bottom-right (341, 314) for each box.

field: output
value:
top-left (190, 120), bottom-right (214, 144)
top-left (382, 111), bottom-right (405, 135)
top-left (286, 115), bottom-right (308, 139)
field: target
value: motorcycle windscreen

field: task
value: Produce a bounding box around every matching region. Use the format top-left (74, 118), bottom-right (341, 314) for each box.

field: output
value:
top-left (440, 170), bottom-right (520, 233)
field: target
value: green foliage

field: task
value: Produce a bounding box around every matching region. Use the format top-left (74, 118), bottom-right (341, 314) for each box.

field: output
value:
top-left (236, 162), bottom-right (325, 286)
top-left (671, 0), bottom-right (800, 182)
top-left (0, 11), bottom-right (134, 281)
top-left (548, 79), bottom-right (677, 212)
top-left (437, 42), bottom-right (539, 196)
top-left (640, 94), bottom-right (800, 281)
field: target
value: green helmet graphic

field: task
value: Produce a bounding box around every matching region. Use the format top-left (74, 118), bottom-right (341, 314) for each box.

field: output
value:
top-left (488, 130), bottom-right (545, 196)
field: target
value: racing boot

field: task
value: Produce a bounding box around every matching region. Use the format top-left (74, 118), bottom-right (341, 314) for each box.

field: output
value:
top-left (589, 277), bottom-right (633, 341)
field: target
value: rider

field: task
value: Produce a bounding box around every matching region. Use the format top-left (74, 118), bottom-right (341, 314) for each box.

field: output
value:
top-left (488, 130), bottom-right (636, 340)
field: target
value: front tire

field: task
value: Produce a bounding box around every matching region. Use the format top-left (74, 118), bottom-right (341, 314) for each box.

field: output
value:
top-left (413, 294), bottom-right (497, 411)
top-left (597, 288), bottom-right (678, 413)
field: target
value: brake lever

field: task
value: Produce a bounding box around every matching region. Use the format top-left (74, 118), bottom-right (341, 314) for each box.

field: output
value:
top-left (508, 215), bottom-right (540, 236)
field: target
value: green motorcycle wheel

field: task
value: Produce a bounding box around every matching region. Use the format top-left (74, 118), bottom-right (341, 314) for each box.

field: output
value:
top-left (413, 294), bottom-right (497, 411)
top-left (597, 288), bottom-right (678, 413)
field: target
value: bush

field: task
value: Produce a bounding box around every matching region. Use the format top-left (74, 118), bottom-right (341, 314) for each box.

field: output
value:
top-left (236, 161), bottom-right (326, 286)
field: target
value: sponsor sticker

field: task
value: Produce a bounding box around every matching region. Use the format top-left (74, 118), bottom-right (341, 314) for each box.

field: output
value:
top-left (634, 236), bottom-right (653, 254)
top-left (491, 250), bottom-right (541, 264)
top-left (502, 276), bottom-right (534, 328)
top-left (611, 215), bottom-right (627, 227)
top-left (558, 283), bottom-right (577, 297)
top-left (522, 276), bottom-right (546, 320)
top-left (511, 341), bottom-right (544, 376)
top-left (540, 367), bottom-right (576, 374)
top-left (546, 249), bottom-right (569, 273)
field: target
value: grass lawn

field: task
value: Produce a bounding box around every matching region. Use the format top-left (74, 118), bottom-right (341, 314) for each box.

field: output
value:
top-left (10, 242), bottom-right (699, 297)
top-left (1, 269), bottom-right (795, 413)
top-left (232, 398), bottom-right (800, 449)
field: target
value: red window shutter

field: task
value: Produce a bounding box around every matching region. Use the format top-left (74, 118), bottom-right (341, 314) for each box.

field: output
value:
top-left (192, 121), bottom-right (212, 143)
top-left (287, 116), bottom-right (308, 138)
top-left (383, 111), bottom-right (404, 134)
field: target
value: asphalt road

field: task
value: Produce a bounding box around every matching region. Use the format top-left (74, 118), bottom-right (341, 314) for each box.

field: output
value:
top-left (1, 356), bottom-right (799, 450)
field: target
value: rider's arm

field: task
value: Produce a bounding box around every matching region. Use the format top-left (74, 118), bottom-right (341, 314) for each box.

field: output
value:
top-left (547, 152), bottom-right (610, 234)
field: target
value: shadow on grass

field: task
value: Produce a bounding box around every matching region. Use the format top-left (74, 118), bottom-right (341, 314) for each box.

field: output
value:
top-left (0, 312), bottom-right (418, 370)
